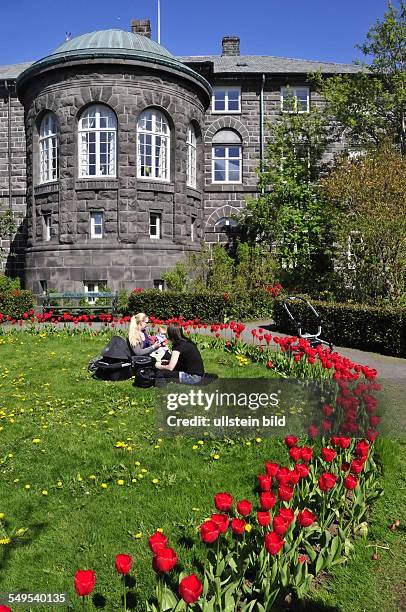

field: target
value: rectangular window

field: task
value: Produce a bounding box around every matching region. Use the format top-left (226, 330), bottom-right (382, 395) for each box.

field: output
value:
top-left (90, 212), bottom-right (103, 238)
top-left (153, 279), bottom-right (164, 291)
top-left (43, 213), bottom-right (51, 241)
top-left (281, 87), bottom-right (310, 113)
top-left (212, 87), bottom-right (241, 114)
top-left (212, 146), bottom-right (242, 183)
top-left (191, 216), bottom-right (197, 242)
top-left (149, 213), bottom-right (161, 239)
top-left (84, 281), bottom-right (99, 305)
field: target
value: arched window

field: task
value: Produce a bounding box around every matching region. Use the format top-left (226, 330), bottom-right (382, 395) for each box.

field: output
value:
top-left (78, 105), bottom-right (117, 178)
top-left (187, 124), bottom-right (197, 188)
top-left (137, 109), bottom-right (170, 181)
top-left (39, 112), bottom-right (59, 183)
top-left (212, 129), bottom-right (242, 183)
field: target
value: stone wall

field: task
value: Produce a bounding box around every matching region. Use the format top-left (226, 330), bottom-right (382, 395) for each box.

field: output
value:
top-left (18, 61), bottom-right (208, 295)
top-left (0, 84), bottom-right (27, 277)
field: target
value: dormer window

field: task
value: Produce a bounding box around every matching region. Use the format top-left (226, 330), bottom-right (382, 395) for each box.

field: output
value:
top-left (212, 87), bottom-right (241, 114)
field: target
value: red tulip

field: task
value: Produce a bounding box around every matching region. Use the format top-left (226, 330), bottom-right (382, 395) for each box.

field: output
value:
top-left (258, 474), bottom-right (272, 491)
top-left (278, 507), bottom-right (295, 525)
top-left (285, 436), bottom-right (298, 448)
top-left (273, 515), bottom-right (289, 535)
top-left (318, 472), bottom-right (337, 491)
top-left (278, 484), bottom-right (294, 501)
top-left (179, 574), bottom-right (203, 604)
top-left (148, 531), bottom-right (167, 554)
top-left (237, 499), bottom-right (252, 517)
top-left (301, 447), bottom-right (313, 462)
top-left (264, 531), bottom-right (284, 555)
top-left (260, 491), bottom-right (277, 510)
top-left (275, 467), bottom-right (291, 486)
top-left (210, 513), bottom-right (229, 533)
top-left (355, 440), bottom-right (369, 460)
top-left (350, 458), bottom-right (365, 474)
top-left (74, 569), bottom-right (96, 597)
top-left (344, 475), bottom-right (358, 490)
top-left (214, 492), bottom-right (233, 512)
top-left (0, 607), bottom-right (12, 612)
top-left (265, 461), bottom-right (279, 477)
top-left (231, 518), bottom-right (246, 535)
top-left (153, 547), bottom-right (178, 573)
top-left (321, 448), bottom-right (336, 462)
top-left (257, 511), bottom-right (271, 526)
top-left (298, 509), bottom-right (316, 527)
top-left (200, 520), bottom-right (220, 544)
top-left (289, 446), bottom-right (302, 462)
top-left (295, 463), bottom-right (310, 478)
top-left (115, 554), bottom-right (132, 575)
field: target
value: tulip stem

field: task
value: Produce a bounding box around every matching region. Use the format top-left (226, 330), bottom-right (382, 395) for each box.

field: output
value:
top-left (123, 575), bottom-right (127, 612)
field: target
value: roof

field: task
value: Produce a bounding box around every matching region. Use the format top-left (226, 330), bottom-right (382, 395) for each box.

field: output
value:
top-left (53, 29), bottom-right (174, 59)
top-left (0, 62), bottom-right (33, 79)
top-left (178, 55), bottom-right (363, 74)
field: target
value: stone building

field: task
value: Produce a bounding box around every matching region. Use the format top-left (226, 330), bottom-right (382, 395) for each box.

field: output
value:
top-left (0, 20), bottom-right (360, 296)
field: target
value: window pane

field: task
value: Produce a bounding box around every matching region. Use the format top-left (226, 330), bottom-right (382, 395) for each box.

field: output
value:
top-left (228, 159), bottom-right (241, 181)
top-left (214, 159), bottom-right (226, 182)
top-left (228, 147), bottom-right (240, 158)
top-left (214, 147), bottom-right (226, 158)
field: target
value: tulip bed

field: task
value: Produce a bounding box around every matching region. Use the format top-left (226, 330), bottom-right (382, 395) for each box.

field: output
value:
top-left (0, 319), bottom-right (405, 611)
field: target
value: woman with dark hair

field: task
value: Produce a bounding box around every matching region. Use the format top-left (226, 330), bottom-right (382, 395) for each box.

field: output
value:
top-left (155, 323), bottom-right (204, 385)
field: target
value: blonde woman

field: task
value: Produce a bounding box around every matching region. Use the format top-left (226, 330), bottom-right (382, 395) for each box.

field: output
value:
top-left (128, 313), bottom-right (160, 356)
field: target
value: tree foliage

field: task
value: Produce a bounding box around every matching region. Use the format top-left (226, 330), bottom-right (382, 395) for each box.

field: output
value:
top-left (322, 141), bottom-right (406, 302)
top-left (314, 1), bottom-right (406, 153)
top-left (0, 209), bottom-right (16, 264)
top-left (238, 109), bottom-right (336, 285)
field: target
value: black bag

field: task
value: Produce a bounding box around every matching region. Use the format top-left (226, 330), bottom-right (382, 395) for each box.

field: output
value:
top-left (88, 336), bottom-right (134, 381)
top-left (132, 355), bottom-right (156, 388)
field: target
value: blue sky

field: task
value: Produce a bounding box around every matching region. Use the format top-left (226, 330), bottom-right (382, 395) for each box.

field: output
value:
top-left (0, 0), bottom-right (395, 66)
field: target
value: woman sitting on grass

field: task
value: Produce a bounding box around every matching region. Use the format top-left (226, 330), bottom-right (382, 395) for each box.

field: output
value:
top-left (128, 313), bottom-right (161, 356)
top-left (155, 322), bottom-right (204, 385)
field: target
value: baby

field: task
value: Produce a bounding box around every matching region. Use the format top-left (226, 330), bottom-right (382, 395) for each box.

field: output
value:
top-left (150, 326), bottom-right (169, 362)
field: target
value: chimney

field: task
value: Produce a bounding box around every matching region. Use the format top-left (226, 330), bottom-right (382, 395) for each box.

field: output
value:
top-left (222, 36), bottom-right (240, 56)
top-left (131, 19), bottom-right (151, 38)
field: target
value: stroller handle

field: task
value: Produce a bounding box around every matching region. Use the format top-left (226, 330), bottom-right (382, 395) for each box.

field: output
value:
top-left (284, 296), bottom-right (321, 320)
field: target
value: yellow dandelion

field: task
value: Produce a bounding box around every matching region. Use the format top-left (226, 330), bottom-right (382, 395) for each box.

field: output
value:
top-left (156, 528), bottom-right (164, 533)
top-left (101, 483), bottom-right (108, 489)
top-left (197, 440), bottom-right (204, 445)
top-left (32, 438), bottom-right (41, 444)
top-left (192, 445), bottom-right (198, 450)
top-left (89, 475), bottom-right (96, 480)
top-left (154, 445), bottom-right (160, 449)
top-left (245, 441), bottom-right (252, 446)
top-left (212, 454), bottom-right (220, 460)
top-left (135, 461), bottom-right (141, 466)
top-left (8, 453), bottom-right (13, 458)
top-left (141, 468), bottom-right (148, 474)
top-left (42, 490), bottom-right (48, 496)
top-left (245, 524), bottom-right (253, 533)
top-left (108, 410), bottom-right (115, 415)
top-left (117, 479), bottom-right (124, 486)
top-left (13, 478), bottom-right (19, 484)
top-left (16, 528), bottom-right (27, 536)
top-left (256, 437), bottom-right (262, 443)
top-left (157, 438), bottom-right (163, 443)
top-left (0, 513), bottom-right (5, 520)
top-left (24, 484), bottom-right (31, 490)
top-left (0, 538), bottom-right (11, 545)
top-left (152, 478), bottom-right (159, 484)
top-left (57, 481), bottom-right (63, 487)
top-left (131, 478), bottom-right (137, 483)
top-left (135, 532), bottom-right (142, 539)
top-left (192, 507), bottom-right (200, 512)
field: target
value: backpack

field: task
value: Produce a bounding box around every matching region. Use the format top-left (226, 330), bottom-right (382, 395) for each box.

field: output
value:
top-left (132, 356), bottom-right (156, 388)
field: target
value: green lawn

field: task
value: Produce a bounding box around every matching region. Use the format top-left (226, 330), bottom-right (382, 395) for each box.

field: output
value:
top-left (0, 330), bottom-right (404, 611)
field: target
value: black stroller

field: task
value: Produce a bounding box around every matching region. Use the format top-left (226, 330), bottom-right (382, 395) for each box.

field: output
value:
top-left (283, 296), bottom-right (333, 350)
top-left (88, 336), bottom-right (156, 387)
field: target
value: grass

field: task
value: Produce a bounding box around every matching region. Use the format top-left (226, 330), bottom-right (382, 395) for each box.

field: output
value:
top-left (0, 329), bottom-right (404, 611)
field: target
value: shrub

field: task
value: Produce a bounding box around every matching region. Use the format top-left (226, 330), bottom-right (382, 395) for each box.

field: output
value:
top-left (273, 298), bottom-right (406, 357)
top-left (0, 287), bottom-right (35, 318)
top-left (126, 289), bottom-right (278, 322)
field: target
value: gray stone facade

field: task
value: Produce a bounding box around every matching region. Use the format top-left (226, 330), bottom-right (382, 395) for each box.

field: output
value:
top-left (0, 25), bottom-right (361, 296)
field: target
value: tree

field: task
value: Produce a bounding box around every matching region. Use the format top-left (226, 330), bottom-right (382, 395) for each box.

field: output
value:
top-left (238, 109), bottom-right (337, 287)
top-left (0, 209), bottom-right (16, 265)
top-left (315, 1), bottom-right (406, 153)
top-left (322, 141), bottom-right (406, 302)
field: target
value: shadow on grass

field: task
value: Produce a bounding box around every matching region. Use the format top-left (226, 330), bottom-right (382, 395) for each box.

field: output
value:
top-left (0, 504), bottom-right (48, 586)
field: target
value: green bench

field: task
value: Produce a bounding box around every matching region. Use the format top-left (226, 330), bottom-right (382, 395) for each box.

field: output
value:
top-left (43, 291), bottom-right (119, 316)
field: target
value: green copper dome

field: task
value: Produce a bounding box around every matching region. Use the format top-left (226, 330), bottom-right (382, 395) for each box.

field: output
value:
top-left (17, 28), bottom-right (212, 98)
top-left (53, 29), bottom-right (174, 59)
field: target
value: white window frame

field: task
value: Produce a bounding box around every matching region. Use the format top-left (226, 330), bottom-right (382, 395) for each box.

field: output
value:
top-left (212, 145), bottom-right (242, 184)
top-left (90, 212), bottom-right (103, 239)
top-left (84, 282), bottom-right (99, 305)
top-left (137, 109), bottom-right (170, 181)
top-left (78, 105), bottom-right (117, 179)
top-left (212, 86), bottom-right (241, 114)
top-left (39, 113), bottom-right (59, 184)
top-left (43, 213), bottom-right (51, 241)
top-left (281, 86), bottom-right (310, 113)
top-left (187, 125), bottom-right (197, 188)
top-left (149, 212), bottom-right (162, 239)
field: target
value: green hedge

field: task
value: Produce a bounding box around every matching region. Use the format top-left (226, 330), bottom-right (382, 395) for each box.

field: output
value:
top-left (126, 289), bottom-right (276, 322)
top-left (273, 298), bottom-right (406, 357)
top-left (0, 289), bottom-right (36, 319)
